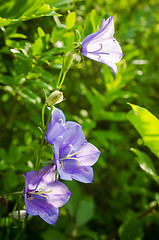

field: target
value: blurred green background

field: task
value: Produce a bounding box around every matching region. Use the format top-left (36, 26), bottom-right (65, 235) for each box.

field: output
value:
top-left (0, 0), bottom-right (159, 239)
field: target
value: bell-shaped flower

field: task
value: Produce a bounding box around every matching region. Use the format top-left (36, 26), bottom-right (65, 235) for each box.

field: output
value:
top-left (23, 164), bottom-right (71, 225)
top-left (81, 16), bottom-right (123, 75)
top-left (53, 125), bottom-right (100, 183)
top-left (46, 107), bottom-right (80, 145)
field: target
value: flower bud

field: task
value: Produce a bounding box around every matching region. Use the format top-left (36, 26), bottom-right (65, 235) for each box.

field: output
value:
top-left (46, 91), bottom-right (63, 106)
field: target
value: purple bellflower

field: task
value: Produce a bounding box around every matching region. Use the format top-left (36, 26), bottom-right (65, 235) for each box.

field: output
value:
top-left (46, 108), bottom-right (100, 183)
top-left (23, 164), bottom-right (71, 225)
top-left (81, 16), bottom-right (123, 75)
top-left (53, 124), bottom-right (100, 183)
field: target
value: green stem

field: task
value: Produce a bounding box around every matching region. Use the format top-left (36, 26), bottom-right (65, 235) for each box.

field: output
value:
top-left (11, 191), bottom-right (23, 195)
top-left (35, 134), bottom-right (45, 172)
top-left (56, 68), bottom-right (63, 89)
top-left (58, 71), bottom-right (67, 89)
top-left (35, 106), bottom-right (52, 172)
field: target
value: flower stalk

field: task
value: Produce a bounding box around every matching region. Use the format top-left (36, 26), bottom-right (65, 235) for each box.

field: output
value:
top-left (35, 105), bottom-right (52, 172)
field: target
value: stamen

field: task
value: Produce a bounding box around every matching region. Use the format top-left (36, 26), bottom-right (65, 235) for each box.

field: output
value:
top-left (59, 144), bottom-right (81, 162)
top-left (59, 118), bottom-right (65, 126)
top-left (27, 188), bottom-right (52, 201)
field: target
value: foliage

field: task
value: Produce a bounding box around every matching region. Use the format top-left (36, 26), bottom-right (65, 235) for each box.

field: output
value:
top-left (0, 0), bottom-right (159, 239)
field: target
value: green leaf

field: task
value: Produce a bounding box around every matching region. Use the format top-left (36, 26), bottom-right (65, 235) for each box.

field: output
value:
top-left (32, 37), bottom-right (44, 55)
top-left (127, 104), bottom-right (159, 158)
top-left (66, 12), bottom-right (76, 29)
top-left (16, 87), bottom-right (41, 104)
top-left (49, 0), bottom-right (73, 9)
top-left (41, 229), bottom-right (66, 240)
top-left (0, 0), bottom-right (56, 27)
top-left (119, 212), bottom-right (143, 240)
top-left (8, 33), bottom-right (27, 39)
top-left (0, 17), bottom-right (13, 28)
top-left (65, 181), bottom-right (82, 217)
top-left (37, 27), bottom-right (45, 37)
top-left (132, 148), bottom-right (159, 181)
top-left (0, 148), bottom-right (8, 162)
top-left (100, 111), bottom-right (127, 121)
top-left (3, 169), bottom-right (18, 191)
top-left (84, 14), bottom-right (93, 37)
top-left (24, 132), bottom-right (32, 146)
top-left (76, 197), bottom-right (94, 227)
top-left (90, 9), bottom-right (98, 32)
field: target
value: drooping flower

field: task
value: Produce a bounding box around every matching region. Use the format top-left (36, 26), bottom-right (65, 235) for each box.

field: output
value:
top-left (23, 164), bottom-right (71, 225)
top-left (81, 16), bottom-right (123, 75)
top-left (53, 124), bottom-right (100, 183)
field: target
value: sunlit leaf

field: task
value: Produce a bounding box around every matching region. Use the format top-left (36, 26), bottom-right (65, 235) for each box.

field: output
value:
top-left (66, 12), bottom-right (76, 29)
top-left (127, 104), bottom-right (159, 158)
top-left (0, 17), bottom-right (14, 28)
top-left (0, 0), bottom-right (56, 27)
top-left (90, 9), bottom-right (98, 32)
top-left (48, 0), bottom-right (73, 9)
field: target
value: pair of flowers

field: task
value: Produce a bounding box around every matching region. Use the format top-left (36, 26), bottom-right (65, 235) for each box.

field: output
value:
top-left (23, 108), bottom-right (100, 225)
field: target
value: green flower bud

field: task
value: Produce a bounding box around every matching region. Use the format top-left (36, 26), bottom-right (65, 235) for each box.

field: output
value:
top-left (46, 91), bottom-right (63, 106)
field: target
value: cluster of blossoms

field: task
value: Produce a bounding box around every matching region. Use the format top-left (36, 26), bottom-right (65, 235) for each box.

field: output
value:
top-left (23, 16), bottom-right (122, 225)
top-left (23, 108), bottom-right (100, 225)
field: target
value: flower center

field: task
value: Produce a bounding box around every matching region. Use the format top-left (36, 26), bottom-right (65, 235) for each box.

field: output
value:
top-left (26, 188), bottom-right (52, 201)
top-left (59, 144), bottom-right (81, 169)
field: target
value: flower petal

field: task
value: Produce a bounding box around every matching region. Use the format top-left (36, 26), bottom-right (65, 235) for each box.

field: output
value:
top-left (65, 121), bottom-right (80, 129)
top-left (82, 17), bottom-right (114, 46)
top-left (46, 107), bottom-right (66, 144)
top-left (48, 182), bottom-right (71, 208)
top-left (76, 142), bottom-right (100, 166)
top-left (25, 195), bottom-right (59, 225)
top-left (46, 122), bottom-right (66, 144)
top-left (37, 164), bottom-right (57, 189)
top-left (97, 16), bottom-right (114, 39)
top-left (24, 171), bottom-right (39, 191)
top-left (71, 166), bottom-right (94, 183)
top-left (59, 125), bottom-right (85, 157)
top-left (24, 170), bottom-right (37, 185)
top-left (51, 107), bottom-right (66, 125)
top-left (83, 38), bottom-right (122, 63)
top-left (56, 159), bottom-right (73, 181)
